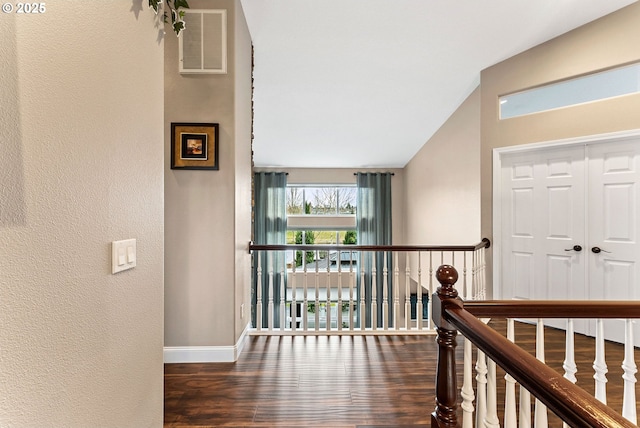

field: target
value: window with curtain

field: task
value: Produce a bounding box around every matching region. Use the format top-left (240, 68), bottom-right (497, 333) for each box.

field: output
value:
top-left (253, 172), bottom-right (287, 328)
top-left (252, 173), bottom-right (393, 330)
top-left (285, 185), bottom-right (357, 329)
top-left (356, 172), bottom-right (393, 328)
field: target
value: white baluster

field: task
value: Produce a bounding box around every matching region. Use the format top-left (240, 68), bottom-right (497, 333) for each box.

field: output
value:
top-left (371, 254), bottom-right (377, 330)
top-left (562, 319), bottom-right (577, 428)
top-left (427, 251), bottom-right (433, 330)
top-left (471, 249), bottom-right (478, 301)
top-left (360, 255), bottom-right (366, 330)
top-left (461, 338), bottom-right (475, 428)
top-left (519, 385), bottom-right (531, 428)
top-left (416, 252), bottom-right (423, 330)
top-left (476, 248), bottom-right (487, 300)
top-left (314, 250), bottom-right (320, 331)
top-left (382, 252), bottom-right (389, 330)
top-left (622, 319), bottom-right (637, 424)
top-left (337, 251), bottom-right (343, 332)
top-left (504, 318), bottom-right (517, 427)
top-left (535, 319), bottom-right (548, 428)
top-left (256, 252), bottom-right (263, 330)
top-left (393, 252), bottom-right (400, 330)
top-left (515, 322), bottom-right (530, 428)
top-left (267, 252), bottom-right (274, 331)
top-left (593, 318), bottom-right (608, 404)
top-left (474, 248), bottom-right (480, 300)
top-left (303, 253), bottom-right (308, 331)
top-left (326, 251), bottom-right (331, 332)
top-left (291, 252), bottom-right (297, 331)
top-left (462, 252), bottom-right (468, 300)
top-left (475, 349), bottom-right (488, 428)
top-left (279, 263), bottom-right (285, 331)
top-left (485, 358), bottom-right (500, 428)
top-left (405, 253), bottom-right (411, 330)
top-left (349, 253), bottom-right (355, 330)
top-left (481, 248), bottom-right (487, 299)
top-left (563, 319), bottom-right (577, 383)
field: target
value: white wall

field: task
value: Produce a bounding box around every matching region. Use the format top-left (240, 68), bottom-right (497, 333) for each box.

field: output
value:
top-left (234, 0), bottom-right (254, 340)
top-left (404, 88), bottom-right (481, 246)
top-left (0, 4), bottom-right (164, 427)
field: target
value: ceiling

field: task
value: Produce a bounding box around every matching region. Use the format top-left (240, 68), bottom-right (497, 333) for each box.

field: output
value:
top-left (240, 0), bottom-right (636, 168)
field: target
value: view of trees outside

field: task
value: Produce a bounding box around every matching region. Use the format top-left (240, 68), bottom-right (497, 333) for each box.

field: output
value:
top-left (286, 186), bottom-right (358, 267)
top-left (294, 202), bottom-right (315, 266)
top-left (286, 186), bottom-right (356, 216)
top-left (343, 230), bottom-right (357, 245)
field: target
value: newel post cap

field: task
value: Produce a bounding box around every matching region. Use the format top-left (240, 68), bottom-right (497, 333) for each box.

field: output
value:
top-left (436, 265), bottom-right (459, 299)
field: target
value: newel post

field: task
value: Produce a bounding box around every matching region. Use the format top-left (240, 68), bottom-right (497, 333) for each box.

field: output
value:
top-left (431, 265), bottom-right (462, 428)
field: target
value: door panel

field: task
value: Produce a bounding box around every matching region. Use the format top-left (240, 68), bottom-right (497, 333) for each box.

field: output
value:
top-left (501, 138), bottom-right (640, 343)
top-left (603, 183), bottom-right (634, 242)
top-left (547, 186), bottom-right (573, 239)
top-left (546, 254), bottom-right (573, 300)
top-left (513, 188), bottom-right (535, 238)
top-left (588, 140), bottom-right (640, 343)
top-left (502, 155), bottom-right (536, 301)
top-left (540, 149), bottom-right (586, 331)
top-left (501, 146), bottom-right (586, 332)
top-left (513, 252), bottom-right (534, 300)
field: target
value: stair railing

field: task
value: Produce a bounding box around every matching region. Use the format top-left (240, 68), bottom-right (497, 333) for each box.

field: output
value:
top-left (249, 239), bottom-right (489, 335)
top-left (431, 264), bottom-right (640, 428)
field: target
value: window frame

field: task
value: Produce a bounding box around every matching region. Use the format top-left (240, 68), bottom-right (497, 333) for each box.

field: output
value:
top-left (286, 184), bottom-right (357, 231)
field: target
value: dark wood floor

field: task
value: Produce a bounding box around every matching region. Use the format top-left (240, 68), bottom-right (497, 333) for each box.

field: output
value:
top-left (165, 321), bottom-right (639, 427)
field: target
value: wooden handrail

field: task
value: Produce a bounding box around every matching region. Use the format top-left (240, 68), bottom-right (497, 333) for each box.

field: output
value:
top-left (465, 300), bottom-right (640, 319)
top-left (431, 265), bottom-right (637, 428)
top-left (445, 307), bottom-right (635, 428)
top-left (248, 238), bottom-right (490, 253)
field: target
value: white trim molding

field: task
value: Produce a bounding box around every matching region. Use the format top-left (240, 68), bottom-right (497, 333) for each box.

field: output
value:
top-left (164, 323), bottom-right (250, 363)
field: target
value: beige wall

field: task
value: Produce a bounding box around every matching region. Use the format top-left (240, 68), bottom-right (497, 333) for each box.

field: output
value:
top-left (0, 4), bottom-right (164, 427)
top-left (234, 0), bottom-right (254, 340)
top-left (481, 2), bottom-right (640, 241)
top-left (165, 0), bottom-right (252, 349)
top-left (404, 87), bottom-right (481, 246)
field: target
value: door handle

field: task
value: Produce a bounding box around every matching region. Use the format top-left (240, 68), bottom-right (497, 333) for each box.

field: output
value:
top-left (564, 245), bottom-right (583, 252)
top-left (591, 246), bottom-right (611, 254)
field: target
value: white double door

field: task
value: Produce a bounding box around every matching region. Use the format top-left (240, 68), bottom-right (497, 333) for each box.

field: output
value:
top-left (500, 137), bottom-right (640, 342)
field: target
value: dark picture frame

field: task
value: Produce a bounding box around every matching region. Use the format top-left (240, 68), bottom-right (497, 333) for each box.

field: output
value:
top-left (171, 123), bottom-right (219, 170)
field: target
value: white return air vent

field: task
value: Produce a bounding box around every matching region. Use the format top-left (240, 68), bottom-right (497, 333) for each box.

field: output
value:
top-left (179, 9), bottom-right (227, 74)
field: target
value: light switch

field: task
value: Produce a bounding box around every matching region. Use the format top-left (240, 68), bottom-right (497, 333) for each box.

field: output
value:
top-left (127, 246), bottom-right (136, 263)
top-left (118, 247), bottom-right (126, 266)
top-left (112, 239), bottom-right (136, 274)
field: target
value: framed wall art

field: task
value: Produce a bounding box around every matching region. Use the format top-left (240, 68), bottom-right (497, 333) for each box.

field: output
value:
top-left (171, 123), bottom-right (219, 170)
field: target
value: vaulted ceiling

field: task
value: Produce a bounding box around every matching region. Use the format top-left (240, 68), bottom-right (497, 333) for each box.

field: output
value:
top-left (241, 0), bottom-right (636, 168)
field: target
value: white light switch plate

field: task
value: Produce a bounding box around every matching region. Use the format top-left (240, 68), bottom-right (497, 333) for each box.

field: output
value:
top-left (112, 239), bottom-right (136, 274)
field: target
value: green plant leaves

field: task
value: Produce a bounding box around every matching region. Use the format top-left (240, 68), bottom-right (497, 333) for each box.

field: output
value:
top-left (173, 20), bottom-right (186, 36)
top-left (149, 0), bottom-right (190, 36)
top-left (149, 0), bottom-right (161, 14)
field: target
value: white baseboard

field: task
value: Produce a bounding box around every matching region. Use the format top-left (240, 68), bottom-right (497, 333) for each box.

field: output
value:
top-left (164, 323), bottom-right (250, 363)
